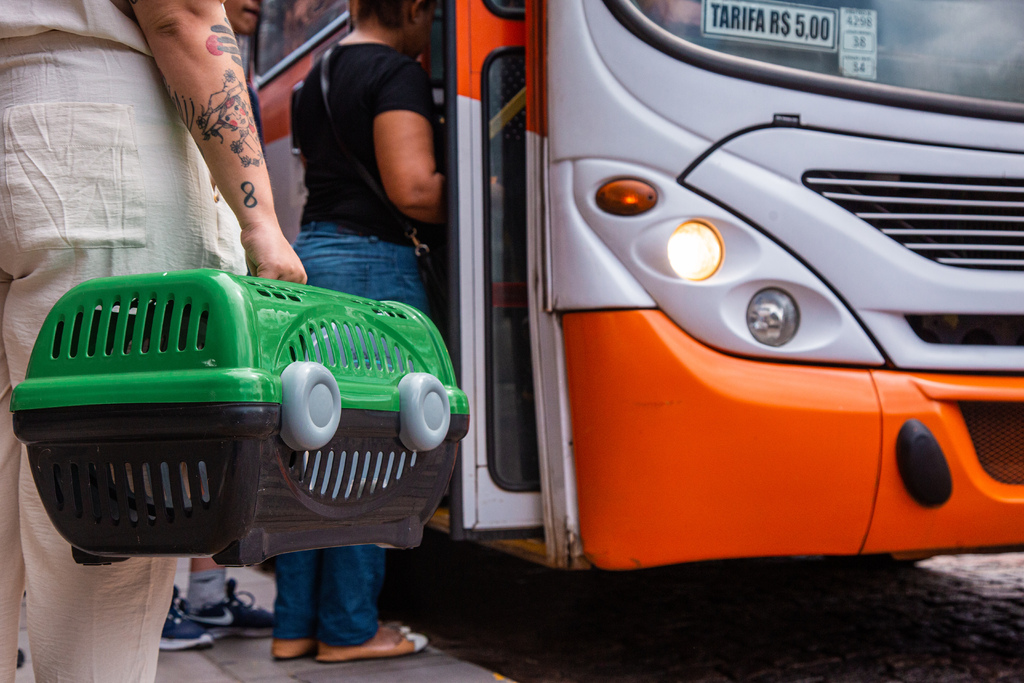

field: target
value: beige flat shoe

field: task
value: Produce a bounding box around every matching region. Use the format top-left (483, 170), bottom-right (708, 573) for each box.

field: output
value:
top-left (315, 625), bottom-right (428, 663)
top-left (271, 637), bottom-right (318, 660)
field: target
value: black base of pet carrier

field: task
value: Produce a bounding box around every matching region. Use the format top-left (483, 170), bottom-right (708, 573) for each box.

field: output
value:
top-left (15, 402), bottom-right (467, 566)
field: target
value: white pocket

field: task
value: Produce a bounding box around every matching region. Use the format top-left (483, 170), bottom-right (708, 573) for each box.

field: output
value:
top-left (3, 102), bottom-right (146, 251)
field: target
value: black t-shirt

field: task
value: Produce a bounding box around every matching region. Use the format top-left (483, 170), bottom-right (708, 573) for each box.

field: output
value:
top-left (296, 43), bottom-right (444, 246)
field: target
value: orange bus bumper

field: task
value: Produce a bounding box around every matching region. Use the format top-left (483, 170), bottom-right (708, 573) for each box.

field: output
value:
top-left (563, 311), bottom-right (1024, 570)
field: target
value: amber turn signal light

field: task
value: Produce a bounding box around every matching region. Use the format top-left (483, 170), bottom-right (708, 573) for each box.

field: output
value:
top-left (595, 179), bottom-right (658, 216)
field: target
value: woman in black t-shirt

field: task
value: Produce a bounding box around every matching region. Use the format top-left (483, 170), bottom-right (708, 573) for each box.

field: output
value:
top-left (273, 0), bottom-right (442, 664)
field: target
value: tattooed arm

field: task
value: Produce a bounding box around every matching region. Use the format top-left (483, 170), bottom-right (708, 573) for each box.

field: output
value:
top-left (132, 0), bottom-right (306, 284)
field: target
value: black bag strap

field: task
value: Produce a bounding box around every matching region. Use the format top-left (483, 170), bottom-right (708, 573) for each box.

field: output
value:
top-left (318, 45), bottom-right (429, 255)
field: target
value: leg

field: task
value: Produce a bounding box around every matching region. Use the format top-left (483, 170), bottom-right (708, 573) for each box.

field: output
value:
top-left (0, 274), bottom-right (24, 683)
top-left (10, 270), bottom-right (177, 681)
top-left (271, 549), bottom-right (321, 658)
top-left (315, 545), bottom-right (385, 646)
top-left (291, 227), bottom-right (431, 661)
top-left (0, 31), bottom-right (243, 680)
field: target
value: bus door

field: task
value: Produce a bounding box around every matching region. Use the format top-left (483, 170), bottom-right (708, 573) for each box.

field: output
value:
top-left (447, 0), bottom-right (548, 544)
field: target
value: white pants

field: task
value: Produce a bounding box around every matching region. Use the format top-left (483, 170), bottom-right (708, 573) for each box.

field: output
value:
top-left (0, 32), bottom-right (245, 682)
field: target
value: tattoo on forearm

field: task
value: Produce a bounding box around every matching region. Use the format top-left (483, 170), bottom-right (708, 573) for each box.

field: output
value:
top-left (170, 90), bottom-right (196, 130)
top-left (165, 70), bottom-right (263, 168)
top-left (187, 70), bottom-right (264, 167)
top-left (241, 182), bottom-right (258, 208)
top-left (206, 21), bottom-right (244, 68)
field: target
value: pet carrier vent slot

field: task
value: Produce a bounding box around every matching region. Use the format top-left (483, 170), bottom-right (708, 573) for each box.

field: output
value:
top-left (382, 452), bottom-right (395, 488)
top-left (69, 463), bottom-right (83, 518)
top-left (52, 319), bottom-right (64, 359)
top-left (394, 346), bottom-right (405, 373)
top-left (410, 452), bottom-right (417, 468)
top-left (178, 304), bottom-right (192, 352)
top-left (159, 462), bottom-right (174, 522)
top-left (124, 463), bottom-right (138, 524)
top-left (408, 358), bottom-right (415, 373)
top-left (196, 310), bottom-right (209, 350)
top-left (159, 300), bottom-right (175, 352)
top-left (370, 452), bottom-right (384, 494)
top-left (331, 323), bottom-right (348, 368)
top-left (142, 463), bottom-right (156, 524)
top-left (69, 311), bottom-right (83, 359)
top-left (382, 338), bottom-right (393, 372)
top-left (88, 462), bottom-right (101, 522)
top-left (397, 452), bottom-right (406, 480)
top-left (124, 298), bottom-right (139, 354)
top-left (248, 281), bottom-right (303, 302)
top-left (345, 452), bottom-right (360, 499)
top-left (357, 452), bottom-right (372, 499)
top-left (355, 327), bottom-right (371, 369)
top-left (369, 332), bottom-right (383, 370)
top-left (52, 464), bottom-right (64, 511)
top-left (332, 452), bottom-right (347, 499)
top-left (344, 324), bottom-right (358, 367)
top-left (321, 451), bottom-right (334, 495)
top-left (307, 450), bottom-right (322, 492)
top-left (309, 326), bottom-right (322, 364)
top-left (105, 302), bottom-right (120, 355)
top-left (197, 461), bottom-right (210, 505)
top-left (299, 335), bottom-right (309, 362)
top-left (87, 306), bottom-right (101, 357)
top-left (321, 326), bottom-right (335, 365)
top-left (141, 298), bottom-right (157, 353)
top-left (179, 462), bottom-right (193, 515)
top-left (106, 463), bottom-right (119, 523)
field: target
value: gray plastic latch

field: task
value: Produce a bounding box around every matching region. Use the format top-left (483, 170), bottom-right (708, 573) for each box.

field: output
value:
top-left (398, 373), bottom-right (450, 452)
top-left (280, 362), bottom-right (341, 451)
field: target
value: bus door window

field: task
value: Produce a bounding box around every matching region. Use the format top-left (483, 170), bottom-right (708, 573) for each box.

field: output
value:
top-left (256, 0), bottom-right (349, 79)
top-left (483, 47), bottom-right (539, 491)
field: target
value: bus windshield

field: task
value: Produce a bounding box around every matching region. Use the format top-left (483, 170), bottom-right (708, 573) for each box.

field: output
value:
top-left (626, 0), bottom-right (1024, 105)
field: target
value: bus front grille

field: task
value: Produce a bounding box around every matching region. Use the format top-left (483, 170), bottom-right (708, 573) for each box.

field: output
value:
top-left (804, 171), bottom-right (1024, 271)
top-left (960, 402), bottom-right (1024, 484)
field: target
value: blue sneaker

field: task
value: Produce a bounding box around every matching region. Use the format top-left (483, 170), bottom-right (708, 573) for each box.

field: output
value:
top-left (161, 587), bottom-right (214, 651)
top-left (187, 578), bottom-right (273, 639)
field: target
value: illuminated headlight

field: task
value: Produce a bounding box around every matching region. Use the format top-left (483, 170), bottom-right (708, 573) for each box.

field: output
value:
top-left (746, 288), bottom-right (800, 346)
top-left (667, 221), bottom-right (723, 281)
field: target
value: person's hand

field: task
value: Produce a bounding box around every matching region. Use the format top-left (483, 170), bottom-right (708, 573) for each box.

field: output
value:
top-left (239, 222), bottom-right (307, 284)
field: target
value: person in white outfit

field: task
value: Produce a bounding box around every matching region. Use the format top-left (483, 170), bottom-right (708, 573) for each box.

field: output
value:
top-left (0, 1), bottom-right (305, 680)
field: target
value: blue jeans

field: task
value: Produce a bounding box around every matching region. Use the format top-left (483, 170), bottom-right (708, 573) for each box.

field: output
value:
top-left (273, 221), bottom-right (429, 646)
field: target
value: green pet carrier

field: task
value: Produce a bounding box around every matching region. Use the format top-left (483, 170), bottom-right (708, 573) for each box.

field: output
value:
top-left (11, 270), bottom-right (468, 565)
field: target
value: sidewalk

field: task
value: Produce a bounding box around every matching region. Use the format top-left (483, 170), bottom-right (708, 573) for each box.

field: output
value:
top-left (16, 559), bottom-right (503, 683)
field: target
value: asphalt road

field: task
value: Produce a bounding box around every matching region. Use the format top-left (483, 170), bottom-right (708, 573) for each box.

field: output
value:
top-left (380, 532), bottom-right (1024, 682)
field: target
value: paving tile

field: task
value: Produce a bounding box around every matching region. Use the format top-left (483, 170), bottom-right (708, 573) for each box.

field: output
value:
top-left (156, 650), bottom-right (240, 683)
top-left (297, 650), bottom-right (500, 683)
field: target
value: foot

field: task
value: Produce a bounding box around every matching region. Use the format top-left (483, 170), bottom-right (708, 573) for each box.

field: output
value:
top-left (315, 625), bottom-right (428, 663)
top-left (161, 587), bottom-right (214, 651)
top-left (271, 637), bottom-right (318, 660)
top-left (187, 578), bottom-right (273, 639)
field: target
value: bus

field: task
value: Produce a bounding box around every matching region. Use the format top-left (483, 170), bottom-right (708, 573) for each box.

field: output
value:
top-left (251, 0), bottom-right (1024, 570)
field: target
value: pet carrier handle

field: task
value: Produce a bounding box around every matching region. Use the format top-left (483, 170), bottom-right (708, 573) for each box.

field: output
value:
top-left (398, 373), bottom-right (450, 452)
top-left (280, 362), bottom-right (342, 451)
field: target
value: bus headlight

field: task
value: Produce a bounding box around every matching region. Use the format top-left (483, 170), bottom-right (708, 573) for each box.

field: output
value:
top-left (667, 221), bottom-right (723, 281)
top-left (747, 288), bottom-right (800, 346)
